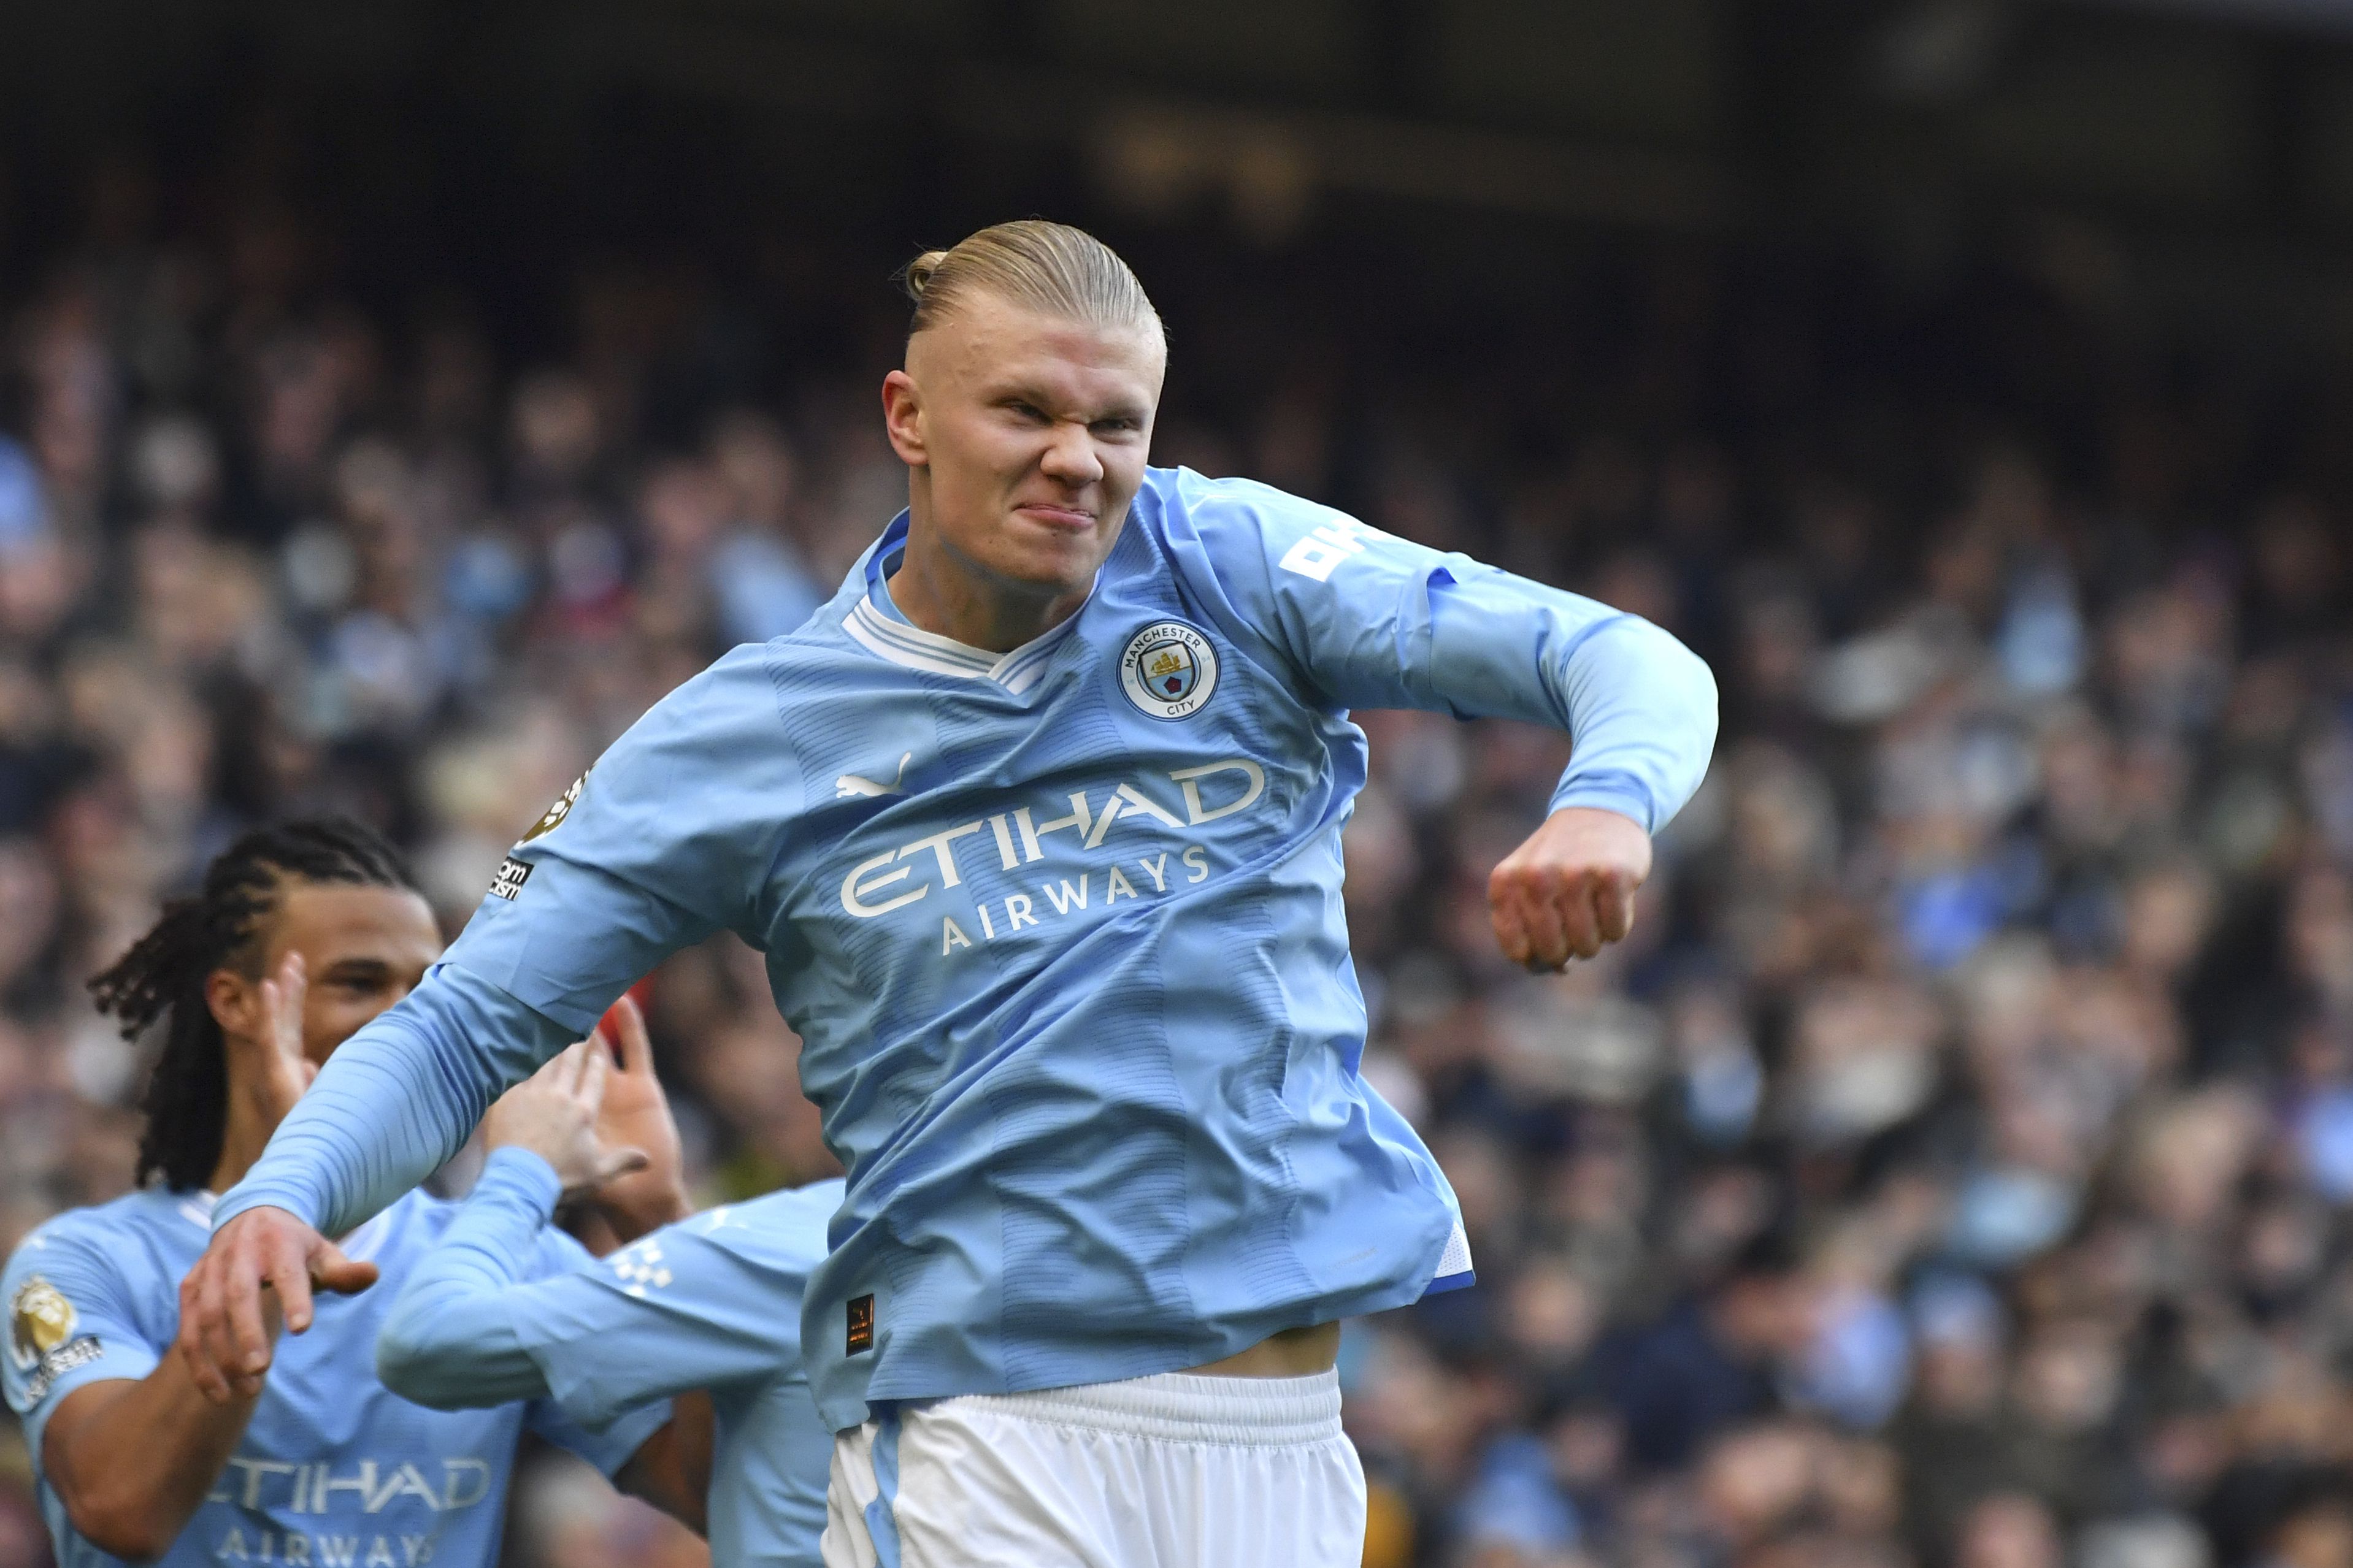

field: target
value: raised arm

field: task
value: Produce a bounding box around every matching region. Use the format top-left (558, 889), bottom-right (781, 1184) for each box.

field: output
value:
top-left (1170, 474), bottom-right (1719, 967)
top-left (372, 1025), bottom-right (656, 1407)
top-left (378, 1011), bottom-right (686, 1405)
top-left (385, 1184), bottom-right (820, 1430)
top-left (372, 1123), bottom-right (708, 1529)
top-left (375, 1146), bottom-right (566, 1404)
top-left (180, 647), bottom-right (802, 1401)
top-left (177, 969), bottom-right (572, 1401)
top-left (377, 1033), bottom-right (832, 1537)
top-left (375, 1122), bottom-right (723, 1533)
top-left (1174, 477), bottom-right (1715, 819)
top-left (378, 1021), bottom-right (710, 1527)
top-left (382, 1025), bottom-right (832, 1442)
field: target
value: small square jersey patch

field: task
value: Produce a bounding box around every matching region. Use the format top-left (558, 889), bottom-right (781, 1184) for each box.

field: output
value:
top-left (846, 1294), bottom-right (875, 1355)
top-left (489, 857), bottom-right (532, 901)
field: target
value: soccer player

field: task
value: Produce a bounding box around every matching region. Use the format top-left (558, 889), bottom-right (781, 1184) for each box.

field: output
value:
top-left (180, 223), bottom-right (1719, 1566)
top-left (1, 820), bottom-right (697, 1568)
top-left (374, 1007), bottom-right (840, 1568)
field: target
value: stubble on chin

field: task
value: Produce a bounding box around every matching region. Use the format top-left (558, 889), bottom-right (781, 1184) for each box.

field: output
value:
top-left (994, 514), bottom-right (1114, 591)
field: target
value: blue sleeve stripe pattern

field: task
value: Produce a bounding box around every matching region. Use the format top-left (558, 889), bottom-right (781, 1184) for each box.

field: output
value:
top-left (1415, 561), bottom-right (1715, 836)
top-left (1167, 473), bottom-right (1717, 840)
top-left (1537, 610), bottom-right (1718, 833)
top-left (217, 963), bottom-right (574, 1237)
top-left (374, 1149), bottom-right (561, 1409)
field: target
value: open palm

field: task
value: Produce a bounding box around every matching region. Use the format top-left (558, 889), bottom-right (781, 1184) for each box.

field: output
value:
top-left (586, 995), bottom-right (690, 1241)
top-left (248, 952), bottom-right (318, 1127)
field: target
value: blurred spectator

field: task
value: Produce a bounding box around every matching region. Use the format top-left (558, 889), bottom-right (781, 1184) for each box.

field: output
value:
top-left (1597, 1236), bottom-right (1808, 1473)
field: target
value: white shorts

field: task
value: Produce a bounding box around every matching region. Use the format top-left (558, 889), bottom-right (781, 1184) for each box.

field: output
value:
top-left (819, 1369), bottom-right (1364, 1568)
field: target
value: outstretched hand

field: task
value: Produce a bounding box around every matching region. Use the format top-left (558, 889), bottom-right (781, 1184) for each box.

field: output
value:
top-left (1487, 806), bottom-right (1653, 970)
top-left (177, 1207), bottom-right (379, 1403)
top-left (174, 952), bottom-right (376, 1404)
top-left (483, 1039), bottom-right (651, 1204)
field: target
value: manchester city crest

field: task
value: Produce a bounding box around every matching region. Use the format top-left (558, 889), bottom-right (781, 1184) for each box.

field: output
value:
top-left (1118, 621), bottom-right (1220, 719)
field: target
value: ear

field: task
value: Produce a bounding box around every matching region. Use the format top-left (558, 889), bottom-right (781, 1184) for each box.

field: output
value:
top-left (205, 967), bottom-right (257, 1041)
top-left (881, 369), bottom-right (927, 467)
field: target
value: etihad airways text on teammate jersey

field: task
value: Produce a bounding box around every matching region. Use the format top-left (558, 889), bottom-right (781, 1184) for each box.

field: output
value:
top-left (220, 467), bottom-right (1719, 1431)
top-left (1, 1188), bottom-right (663, 1568)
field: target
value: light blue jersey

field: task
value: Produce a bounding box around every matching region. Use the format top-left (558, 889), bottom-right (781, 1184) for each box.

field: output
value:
top-left (375, 1152), bottom-right (840, 1568)
top-left (220, 467), bottom-right (1718, 1431)
top-left (2, 1187), bottom-right (665, 1568)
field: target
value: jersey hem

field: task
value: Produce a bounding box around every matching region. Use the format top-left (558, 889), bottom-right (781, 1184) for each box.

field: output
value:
top-left (821, 1223), bottom-right (1467, 1431)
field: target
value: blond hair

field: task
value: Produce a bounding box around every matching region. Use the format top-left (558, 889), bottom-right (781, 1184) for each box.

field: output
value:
top-left (903, 220), bottom-right (1162, 342)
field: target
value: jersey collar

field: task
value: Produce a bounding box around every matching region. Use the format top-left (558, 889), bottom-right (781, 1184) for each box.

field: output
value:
top-left (844, 511), bottom-right (1092, 696)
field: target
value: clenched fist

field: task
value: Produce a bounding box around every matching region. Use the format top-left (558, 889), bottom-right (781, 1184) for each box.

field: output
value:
top-left (1487, 806), bottom-right (1652, 970)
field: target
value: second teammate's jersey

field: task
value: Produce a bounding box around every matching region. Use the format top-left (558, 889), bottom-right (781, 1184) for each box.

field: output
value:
top-left (518, 1183), bottom-right (841, 1568)
top-left (376, 1154), bottom-right (842, 1568)
top-left (1, 1187), bottom-right (664, 1568)
top-left (223, 466), bottom-right (1719, 1431)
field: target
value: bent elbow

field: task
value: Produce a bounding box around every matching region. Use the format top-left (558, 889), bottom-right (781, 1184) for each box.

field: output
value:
top-left (1677, 639), bottom-right (1721, 751)
top-left (1632, 621), bottom-right (1721, 817)
top-left (49, 1409), bottom-right (182, 1561)
top-left (1626, 617), bottom-right (1719, 751)
top-left (66, 1493), bottom-right (175, 1562)
top-left (1672, 645), bottom-right (1721, 800)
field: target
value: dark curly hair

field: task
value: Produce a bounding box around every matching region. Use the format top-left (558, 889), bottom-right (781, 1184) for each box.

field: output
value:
top-left (88, 817), bottom-right (416, 1191)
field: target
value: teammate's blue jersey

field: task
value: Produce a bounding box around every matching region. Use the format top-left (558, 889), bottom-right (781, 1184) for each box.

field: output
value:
top-left (2, 1187), bottom-right (665, 1568)
top-left (220, 467), bottom-right (1718, 1431)
top-left (375, 1152), bottom-right (842, 1568)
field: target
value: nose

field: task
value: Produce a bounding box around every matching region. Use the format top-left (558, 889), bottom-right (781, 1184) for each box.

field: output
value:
top-left (1038, 420), bottom-right (1104, 487)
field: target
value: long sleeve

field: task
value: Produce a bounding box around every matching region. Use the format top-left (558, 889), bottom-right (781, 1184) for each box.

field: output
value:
top-left (215, 644), bottom-right (802, 1239)
top-left (214, 963), bottom-right (572, 1236)
top-left (1166, 472), bottom-right (1719, 834)
top-left (501, 1190), bottom-right (829, 1431)
top-left (373, 1147), bottom-right (563, 1409)
top-left (391, 1178), bottom-right (835, 1434)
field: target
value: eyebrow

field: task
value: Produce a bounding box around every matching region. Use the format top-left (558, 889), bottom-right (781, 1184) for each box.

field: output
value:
top-left (982, 373), bottom-right (1151, 425)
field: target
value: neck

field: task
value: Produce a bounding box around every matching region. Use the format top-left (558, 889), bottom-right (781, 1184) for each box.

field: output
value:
top-left (206, 1094), bottom-right (278, 1195)
top-left (891, 500), bottom-right (1088, 655)
top-left (206, 1045), bottom-right (288, 1195)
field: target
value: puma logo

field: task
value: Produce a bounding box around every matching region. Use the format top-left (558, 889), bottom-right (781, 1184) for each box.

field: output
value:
top-left (835, 752), bottom-right (914, 800)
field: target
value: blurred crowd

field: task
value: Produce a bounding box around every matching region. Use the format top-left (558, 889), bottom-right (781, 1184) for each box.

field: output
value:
top-left (4, 151), bottom-right (2353, 1568)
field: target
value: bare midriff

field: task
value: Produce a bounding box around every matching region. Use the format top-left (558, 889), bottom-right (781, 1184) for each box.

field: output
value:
top-left (1186, 1321), bottom-right (1342, 1377)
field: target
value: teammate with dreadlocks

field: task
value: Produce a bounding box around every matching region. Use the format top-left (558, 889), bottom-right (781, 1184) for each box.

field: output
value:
top-left (2, 819), bottom-right (703, 1568)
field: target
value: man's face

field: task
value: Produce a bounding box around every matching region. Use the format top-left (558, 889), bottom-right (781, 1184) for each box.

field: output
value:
top-left (258, 884), bottom-right (442, 1066)
top-left (883, 294), bottom-right (1164, 602)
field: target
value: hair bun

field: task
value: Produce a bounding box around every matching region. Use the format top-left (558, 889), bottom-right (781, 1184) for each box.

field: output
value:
top-left (905, 250), bottom-right (950, 301)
